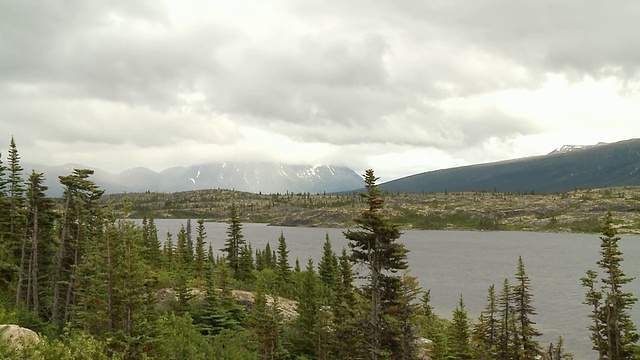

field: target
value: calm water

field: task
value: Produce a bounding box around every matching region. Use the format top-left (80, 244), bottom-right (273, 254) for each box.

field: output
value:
top-left (147, 219), bottom-right (640, 359)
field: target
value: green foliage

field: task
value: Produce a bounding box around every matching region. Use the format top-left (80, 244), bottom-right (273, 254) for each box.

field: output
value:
top-left (581, 212), bottom-right (639, 359)
top-left (148, 312), bottom-right (215, 359)
top-left (394, 209), bottom-right (502, 230)
top-left (447, 295), bottom-right (473, 359)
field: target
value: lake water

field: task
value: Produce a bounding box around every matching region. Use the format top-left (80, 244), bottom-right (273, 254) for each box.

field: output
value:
top-left (147, 219), bottom-right (640, 359)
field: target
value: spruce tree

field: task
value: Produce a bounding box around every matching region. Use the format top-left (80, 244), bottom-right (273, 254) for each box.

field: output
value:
top-left (513, 256), bottom-right (542, 359)
top-left (222, 204), bottom-right (245, 277)
top-left (344, 169), bottom-right (409, 360)
top-left (275, 232), bottom-right (292, 292)
top-left (318, 233), bottom-right (339, 292)
top-left (447, 295), bottom-right (473, 360)
top-left (473, 284), bottom-right (500, 359)
top-left (498, 278), bottom-right (516, 359)
top-left (582, 212), bottom-right (639, 359)
top-left (292, 258), bottom-right (319, 358)
top-left (194, 219), bottom-right (206, 279)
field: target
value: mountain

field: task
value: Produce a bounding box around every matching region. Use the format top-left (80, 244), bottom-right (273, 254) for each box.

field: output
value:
top-left (22, 162), bottom-right (364, 197)
top-left (379, 138), bottom-right (640, 194)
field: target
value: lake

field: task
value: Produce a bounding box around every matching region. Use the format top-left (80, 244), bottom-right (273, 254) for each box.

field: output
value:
top-left (146, 219), bottom-right (640, 359)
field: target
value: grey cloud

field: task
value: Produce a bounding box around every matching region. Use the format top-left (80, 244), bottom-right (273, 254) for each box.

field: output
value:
top-left (395, 0), bottom-right (640, 77)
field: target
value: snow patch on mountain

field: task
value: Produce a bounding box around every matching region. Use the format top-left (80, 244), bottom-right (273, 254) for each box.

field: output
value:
top-left (548, 142), bottom-right (608, 155)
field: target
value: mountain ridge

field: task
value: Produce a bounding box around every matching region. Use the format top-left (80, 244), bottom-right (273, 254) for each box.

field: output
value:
top-left (22, 161), bottom-right (364, 197)
top-left (379, 138), bottom-right (640, 194)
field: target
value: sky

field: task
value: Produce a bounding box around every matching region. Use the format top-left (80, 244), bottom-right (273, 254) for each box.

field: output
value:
top-left (1, 0), bottom-right (639, 182)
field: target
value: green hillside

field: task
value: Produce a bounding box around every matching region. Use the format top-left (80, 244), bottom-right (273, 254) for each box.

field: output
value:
top-left (379, 138), bottom-right (640, 194)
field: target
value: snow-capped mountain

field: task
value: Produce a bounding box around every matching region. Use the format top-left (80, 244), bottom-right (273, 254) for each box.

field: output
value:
top-left (547, 142), bottom-right (608, 155)
top-left (23, 161), bottom-right (364, 197)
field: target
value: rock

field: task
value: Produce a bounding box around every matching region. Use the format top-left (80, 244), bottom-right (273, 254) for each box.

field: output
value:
top-left (0, 324), bottom-right (40, 349)
top-left (416, 337), bottom-right (433, 360)
top-left (232, 290), bottom-right (298, 321)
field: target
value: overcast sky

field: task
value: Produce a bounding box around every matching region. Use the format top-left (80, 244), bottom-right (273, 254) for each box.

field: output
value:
top-left (1, 0), bottom-right (639, 181)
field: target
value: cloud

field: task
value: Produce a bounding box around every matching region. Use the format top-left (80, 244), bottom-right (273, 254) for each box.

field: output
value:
top-left (1, 0), bottom-right (639, 180)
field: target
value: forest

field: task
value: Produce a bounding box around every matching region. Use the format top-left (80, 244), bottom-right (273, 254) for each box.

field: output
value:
top-left (1, 137), bottom-right (639, 359)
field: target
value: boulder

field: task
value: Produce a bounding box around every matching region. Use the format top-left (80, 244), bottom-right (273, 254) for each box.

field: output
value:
top-left (0, 324), bottom-right (40, 349)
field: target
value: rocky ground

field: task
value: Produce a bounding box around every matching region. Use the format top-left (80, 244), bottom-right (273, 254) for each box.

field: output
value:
top-left (103, 186), bottom-right (640, 234)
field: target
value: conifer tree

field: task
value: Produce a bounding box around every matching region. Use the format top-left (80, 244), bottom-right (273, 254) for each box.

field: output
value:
top-left (498, 278), bottom-right (516, 359)
top-left (344, 169), bottom-right (409, 360)
top-left (318, 233), bottom-right (339, 292)
top-left (6, 136), bottom-right (26, 262)
top-left (473, 284), bottom-right (500, 359)
top-left (292, 258), bottom-right (319, 358)
top-left (52, 169), bottom-right (104, 324)
top-left (163, 231), bottom-right (174, 271)
top-left (513, 256), bottom-right (542, 359)
top-left (544, 336), bottom-right (574, 360)
top-left (20, 171), bottom-right (56, 314)
top-left (223, 204), bottom-right (245, 277)
top-left (249, 280), bottom-right (286, 359)
top-left (582, 212), bottom-right (639, 359)
top-left (275, 232), bottom-right (291, 287)
top-left (194, 219), bottom-right (206, 279)
top-left (447, 295), bottom-right (473, 360)
top-left (236, 244), bottom-right (255, 283)
top-left (581, 269), bottom-right (606, 358)
top-left (173, 225), bottom-right (193, 313)
top-left (394, 270), bottom-right (422, 360)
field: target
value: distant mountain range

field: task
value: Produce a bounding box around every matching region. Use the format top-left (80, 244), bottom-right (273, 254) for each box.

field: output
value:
top-left (379, 138), bottom-right (640, 194)
top-left (22, 162), bottom-right (364, 197)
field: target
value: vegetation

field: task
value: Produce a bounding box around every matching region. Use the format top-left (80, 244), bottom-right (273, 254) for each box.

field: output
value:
top-left (0, 137), bottom-right (637, 359)
top-left (102, 185), bottom-right (640, 234)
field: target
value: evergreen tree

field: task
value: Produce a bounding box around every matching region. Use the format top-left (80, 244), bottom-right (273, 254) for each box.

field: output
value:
top-left (513, 256), bottom-right (542, 359)
top-left (318, 233), bottom-right (339, 292)
top-left (237, 243), bottom-right (256, 283)
top-left (186, 218), bottom-right (194, 266)
top-left (194, 219), bottom-right (206, 279)
top-left (7, 136), bottom-right (26, 261)
top-left (498, 278), bottom-right (516, 359)
top-left (447, 295), bottom-right (473, 360)
top-left (331, 247), bottom-right (366, 360)
top-left (394, 270), bottom-right (422, 360)
top-left (163, 231), bottom-right (174, 271)
top-left (51, 169), bottom-right (104, 324)
top-left (582, 212), bottom-right (639, 359)
top-left (581, 269), bottom-right (606, 359)
top-left (19, 171), bottom-right (56, 315)
top-left (275, 231), bottom-right (291, 292)
top-left (248, 280), bottom-right (286, 359)
top-left (223, 204), bottom-right (245, 277)
top-left (292, 258), bottom-right (319, 358)
top-left (473, 284), bottom-right (500, 359)
top-left (344, 169), bottom-right (409, 360)
top-left (173, 224), bottom-right (193, 313)
top-left (544, 336), bottom-right (574, 360)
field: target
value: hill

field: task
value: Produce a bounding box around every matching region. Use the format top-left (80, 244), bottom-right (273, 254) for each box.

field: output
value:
top-left (379, 138), bottom-right (640, 194)
top-left (22, 162), bottom-right (364, 197)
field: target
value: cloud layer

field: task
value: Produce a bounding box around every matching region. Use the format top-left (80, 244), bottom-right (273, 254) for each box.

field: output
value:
top-left (2, 0), bottom-right (639, 181)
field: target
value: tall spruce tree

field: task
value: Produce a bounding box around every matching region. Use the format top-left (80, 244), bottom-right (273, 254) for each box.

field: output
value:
top-left (513, 256), bottom-right (542, 359)
top-left (318, 233), bottom-right (339, 292)
top-left (51, 169), bottom-right (104, 324)
top-left (194, 219), bottom-right (206, 279)
top-left (19, 171), bottom-right (56, 314)
top-left (275, 231), bottom-right (292, 292)
top-left (582, 212), bottom-right (639, 359)
top-left (473, 284), bottom-right (500, 359)
top-left (448, 295), bottom-right (473, 360)
top-left (223, 204), bottom-right (245, 277)
top-left (344, 169), bottom-right (409, 360)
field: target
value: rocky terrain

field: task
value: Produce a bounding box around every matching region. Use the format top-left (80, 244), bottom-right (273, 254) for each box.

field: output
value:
top-left (103, 186), bottom-right (640, 234)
